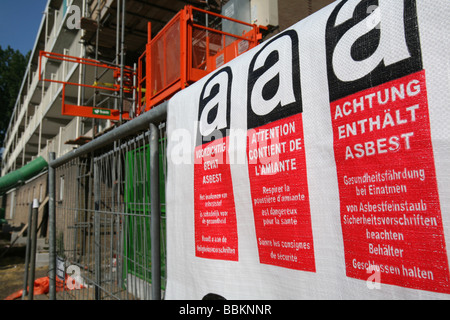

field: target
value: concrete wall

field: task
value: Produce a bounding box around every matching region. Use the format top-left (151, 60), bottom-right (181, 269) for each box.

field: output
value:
top-left (278, 0), bottom-right (335, 32)
top-left (5, 172), bottom-right (48, 230)
top-left (258, 0), bottom-right (336, 40)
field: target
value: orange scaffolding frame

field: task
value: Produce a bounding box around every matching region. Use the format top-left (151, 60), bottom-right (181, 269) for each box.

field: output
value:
top-left (39, 51), bottom-right (135, 121)
top-left (39, 5), bottom-right (264, 120)
top-left (137, 5), bottom-right (265, 115)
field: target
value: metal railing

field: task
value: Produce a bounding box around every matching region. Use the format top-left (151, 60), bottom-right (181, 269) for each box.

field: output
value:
top-left (48, 102), bottom-right (167, 300)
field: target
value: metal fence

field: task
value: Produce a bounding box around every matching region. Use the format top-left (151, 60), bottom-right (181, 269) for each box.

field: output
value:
top-left (47, 103), bottom-right (167, 300)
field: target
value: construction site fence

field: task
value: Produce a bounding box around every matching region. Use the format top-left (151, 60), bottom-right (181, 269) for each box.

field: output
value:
top-left (47, 102), bottom-right (167, 300)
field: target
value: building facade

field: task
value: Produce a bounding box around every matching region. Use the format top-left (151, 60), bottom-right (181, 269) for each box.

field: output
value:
top-left (1, 0), bottom-right (335, 226)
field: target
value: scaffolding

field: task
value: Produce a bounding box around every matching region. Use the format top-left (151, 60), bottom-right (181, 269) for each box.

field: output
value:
top-left (38, 0), bottom-right (264, 301)
top-left (137, 5), bottom-right (264, 114)
top-left (39, 4), bottom-right (264, 121)
top-left (39, 50), bottom-right (135, 121)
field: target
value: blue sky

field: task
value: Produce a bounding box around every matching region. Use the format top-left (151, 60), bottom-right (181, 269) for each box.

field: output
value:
top-left (0, 0), bottom-right (48, 54)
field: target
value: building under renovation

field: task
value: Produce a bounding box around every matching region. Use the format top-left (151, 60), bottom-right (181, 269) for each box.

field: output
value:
top-left (0, 0), bottom-right (336, 300)
top-left (3, 0), bottom-right (450, 302)
top-left (1, 0), bottom-right (334, 224)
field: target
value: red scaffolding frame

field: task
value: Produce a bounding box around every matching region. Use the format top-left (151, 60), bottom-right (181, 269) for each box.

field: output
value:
top-left (39, 5), bottom-right (264, 120)
top-left (137, 5), bottom-right (265, 114)
top-left (39, 51), bottom-right (135, 120)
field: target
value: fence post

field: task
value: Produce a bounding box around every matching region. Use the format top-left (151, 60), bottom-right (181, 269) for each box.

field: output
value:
top-left (22, 203), bottom-right (33, 299)
top-left (150, 123), bottom-right (161, 300)
top-left (28, 199), bottom-right (39, 300)
top-left (48, 152), bottom-right (56, 300)
top-left (94, 159), bottom-right (101, 300)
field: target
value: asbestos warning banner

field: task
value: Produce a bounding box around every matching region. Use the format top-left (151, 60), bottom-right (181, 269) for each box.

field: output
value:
top-left (194, 68), bottom-right (239, 261)
top-left (326, 0), bottom-right (449, 294)
top-left (165, 0), bottom-right (450, 299)
top-left (246, 31), bottom-right (315, 272)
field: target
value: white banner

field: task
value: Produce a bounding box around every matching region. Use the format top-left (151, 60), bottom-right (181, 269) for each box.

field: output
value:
top-left (165, 0), bottom-right (450, 299)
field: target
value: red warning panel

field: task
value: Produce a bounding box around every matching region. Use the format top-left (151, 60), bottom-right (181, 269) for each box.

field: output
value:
top-left (245, 30), bottom-right (315, 272)
top-left (194, 136), bottom-right (238, 261)
top-left (331, 70), bottom-right (450, 293)
top-left (247, 113), bottom-right (315, 271)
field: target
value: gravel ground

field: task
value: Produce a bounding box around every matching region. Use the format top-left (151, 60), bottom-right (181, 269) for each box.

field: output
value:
top-left (0, 237), bottom-right (49, 300)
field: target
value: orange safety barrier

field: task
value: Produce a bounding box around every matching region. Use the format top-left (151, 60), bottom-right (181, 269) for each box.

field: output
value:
top-left (4, 276), bottom-right (49, 300)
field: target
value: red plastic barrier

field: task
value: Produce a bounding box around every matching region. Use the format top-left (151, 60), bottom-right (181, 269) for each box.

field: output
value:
top-left (4, 275), bottom-right (83, 300)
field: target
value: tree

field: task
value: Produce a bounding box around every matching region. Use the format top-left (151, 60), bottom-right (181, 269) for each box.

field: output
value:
top-left (0, 46), bottom-right (30, 154)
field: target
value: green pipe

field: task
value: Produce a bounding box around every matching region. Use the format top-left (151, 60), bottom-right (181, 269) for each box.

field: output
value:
top-left (0, 156), bottom-right (48, 194)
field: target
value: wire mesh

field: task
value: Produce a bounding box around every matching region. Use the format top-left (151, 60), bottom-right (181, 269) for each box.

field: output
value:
top-left (150, 18), bottom-right (181, 97)
top-left (54, 125), bottom-right (167, 300)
